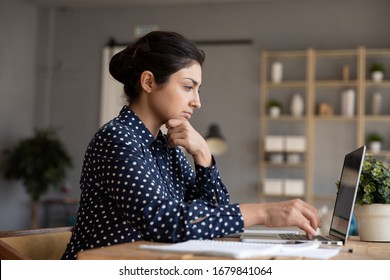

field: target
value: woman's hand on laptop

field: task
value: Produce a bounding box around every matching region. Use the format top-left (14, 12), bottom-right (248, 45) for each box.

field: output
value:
top-left (240, 199), bottom-right (321, 239)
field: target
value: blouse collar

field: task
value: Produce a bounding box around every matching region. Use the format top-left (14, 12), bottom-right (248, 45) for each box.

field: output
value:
top-left (117, 106), bottom-right (168, 147)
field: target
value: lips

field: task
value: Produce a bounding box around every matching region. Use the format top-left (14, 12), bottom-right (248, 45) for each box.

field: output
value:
top-left (183, 112), bottom-right (192, 119)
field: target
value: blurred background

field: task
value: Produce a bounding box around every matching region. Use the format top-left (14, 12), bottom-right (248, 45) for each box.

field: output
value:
top-left (1, 0), bottom-right (389, 230)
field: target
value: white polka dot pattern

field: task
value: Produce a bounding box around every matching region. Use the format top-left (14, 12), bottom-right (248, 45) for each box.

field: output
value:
top-left (62, 106), bottom-right (244, 259)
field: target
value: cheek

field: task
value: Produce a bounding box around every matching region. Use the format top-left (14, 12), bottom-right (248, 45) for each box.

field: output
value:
top-left (161, 87), bottom-right (186, 105)
top-left (151, 92), bottom-right (177, 117)
top-left (153, 84), bottom-right (187, 113)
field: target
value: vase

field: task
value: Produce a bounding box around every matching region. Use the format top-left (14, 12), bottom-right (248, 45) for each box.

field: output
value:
top-left (271, 62), bottom-right (283, 83)
top-left (369, 141), bottom-right (382, 152)
top-left (371, 92), bottom-right (382, 115)
top-left (341, 89), bottom-right (355, 116)
top-left (372, 71), bottom-right (384, 83)
top-left (290, 94), bottom-right (304, 116)
top-left (354, 204), bottom-right (390, 241)
top-left (269, 106), bottom-right (281, 117)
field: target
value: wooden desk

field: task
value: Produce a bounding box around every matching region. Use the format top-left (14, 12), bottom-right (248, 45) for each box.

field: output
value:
top-left (77, 236), bottom-right (390, 260)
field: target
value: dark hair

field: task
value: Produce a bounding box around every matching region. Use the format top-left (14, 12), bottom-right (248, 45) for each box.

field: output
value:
top-left (109, 31), bottom-right (205, 103)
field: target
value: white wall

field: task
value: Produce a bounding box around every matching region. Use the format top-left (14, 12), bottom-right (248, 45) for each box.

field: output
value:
top-left (0, 0), bottom-right (38, 229)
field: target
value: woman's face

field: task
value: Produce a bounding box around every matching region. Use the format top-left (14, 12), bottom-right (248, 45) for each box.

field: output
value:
top-left (149, 62), bottom-right (202, 124)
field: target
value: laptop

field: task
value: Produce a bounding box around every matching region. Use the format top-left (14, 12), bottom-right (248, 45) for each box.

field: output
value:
top-left (241, 145), bottom-right (366, 245)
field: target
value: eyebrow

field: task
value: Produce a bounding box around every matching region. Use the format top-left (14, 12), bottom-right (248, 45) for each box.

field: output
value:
top-left (184, 78), bottom-right (200, 86)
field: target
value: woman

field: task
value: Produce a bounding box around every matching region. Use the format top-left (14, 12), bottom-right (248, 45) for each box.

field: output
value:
top-left (62, 31), bottom-right (319, 259)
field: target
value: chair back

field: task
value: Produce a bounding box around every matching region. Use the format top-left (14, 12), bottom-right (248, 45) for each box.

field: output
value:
top-left (0, 226), bottom-right (72, 260)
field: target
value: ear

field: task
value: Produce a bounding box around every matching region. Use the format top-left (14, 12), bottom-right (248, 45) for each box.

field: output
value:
top-left (140, 71), bottom-right (155, 94)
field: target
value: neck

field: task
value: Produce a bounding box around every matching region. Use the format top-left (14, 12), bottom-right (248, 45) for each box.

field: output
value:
top-left (128, 103), bottom-right (161, 137)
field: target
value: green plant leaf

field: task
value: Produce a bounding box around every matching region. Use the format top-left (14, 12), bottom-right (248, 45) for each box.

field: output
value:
top-left (355, 154), bottom-right (390, 205)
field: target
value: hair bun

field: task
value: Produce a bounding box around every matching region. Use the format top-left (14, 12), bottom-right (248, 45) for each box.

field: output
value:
top-left (109, 49), bottom-right (132, 84)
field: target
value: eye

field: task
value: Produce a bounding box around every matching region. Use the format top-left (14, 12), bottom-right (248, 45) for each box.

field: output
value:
top-left (184, 85), bottom-right (193, 92)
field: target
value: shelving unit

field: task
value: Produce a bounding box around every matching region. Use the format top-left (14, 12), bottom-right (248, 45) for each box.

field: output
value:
top-left (259, 47), bottom-right (390, 204)
top-left (360, 48), bottom-right (390, 163)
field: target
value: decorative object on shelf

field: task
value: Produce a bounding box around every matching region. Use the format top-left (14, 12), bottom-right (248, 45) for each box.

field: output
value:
top-left (267, 99), bottom-right (282, 117)
top-left (265, 135), bottom-right (284, 152)
top-left (370, 62), bottom-right (385, 83)
top-left (0, 128), bottom-right (72, 229)
top-left (342, 65), bottom-right (350, 81)
top-left (286, 153), bottom-right (301, 164)
top-left (205, 124), bottom-right (227, 156)
top-left (285, 136), bottom-right (305, 164)
top-left (317, 102), bottom-right (334, 116)
top-left (264, 178), bottom-right (283, 195)
top-left (341, 89), bottom-right (355, 116)
top-left (371, 92), bottom-right (382, 115)
top-left (269, 153), bottom-right (284, 164)
top-left (285, 136), bottom-right (306, 153)
top-left (271, 62), bottom-right (283, 83)
top-left (284, 179), bottom-right (305, 196)
top-left (290, 93), bottom-right (304, 116)
top-left (367, 132), bottom-right (383, 152)
top-left (353, 155), bottom-right (390, 241)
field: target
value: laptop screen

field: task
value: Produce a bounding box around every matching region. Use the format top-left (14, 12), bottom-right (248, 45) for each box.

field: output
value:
top-left (329, 145), bottom-right (366, 241)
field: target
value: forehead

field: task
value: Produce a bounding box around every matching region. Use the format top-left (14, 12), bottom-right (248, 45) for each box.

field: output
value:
top-left (171, 63), bottom-right (202, 84)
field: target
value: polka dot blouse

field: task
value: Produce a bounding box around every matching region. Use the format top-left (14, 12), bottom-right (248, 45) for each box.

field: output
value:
top-left (62, 106), bottom-right (244, 259)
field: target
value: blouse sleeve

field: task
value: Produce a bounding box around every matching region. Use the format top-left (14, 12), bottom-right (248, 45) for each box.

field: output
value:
top-left (178, 150), bottom-right (232, 205)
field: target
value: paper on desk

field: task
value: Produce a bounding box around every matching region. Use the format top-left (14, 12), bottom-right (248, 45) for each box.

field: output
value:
top-left (140, 240), bottom-right (340, 259)
top-left (277, 243), bottom-right (341, 259)
top-left (140, 240), bottom-right (283, 259)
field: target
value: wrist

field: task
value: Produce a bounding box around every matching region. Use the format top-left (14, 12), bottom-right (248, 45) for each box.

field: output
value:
top-left (193, 148), bottom-right (212, 167)
top-left (240, 203), bottom-right (266, 228)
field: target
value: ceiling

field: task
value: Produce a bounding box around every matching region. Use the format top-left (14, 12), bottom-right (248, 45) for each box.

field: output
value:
top-left (24, 0), bottom-right (281, 9)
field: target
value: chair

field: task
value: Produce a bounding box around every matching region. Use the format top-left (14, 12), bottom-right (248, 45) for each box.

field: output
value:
top-left (0, 226), bottom-right (72, 260)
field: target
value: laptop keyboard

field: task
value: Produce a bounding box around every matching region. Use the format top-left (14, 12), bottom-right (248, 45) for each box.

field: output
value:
top-left (279, 233), bottom-right (332, 241)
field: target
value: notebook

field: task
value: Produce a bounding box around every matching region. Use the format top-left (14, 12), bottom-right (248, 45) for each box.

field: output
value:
top-left (241, 145), bottom-right (366, 245)
top-left (139, 239), bottom-right (326, 259)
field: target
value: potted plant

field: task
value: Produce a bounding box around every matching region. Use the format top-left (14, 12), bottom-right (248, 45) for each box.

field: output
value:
top-left (354, 154), bottom-right (390, 241)
top-left (370, 62), bottom-right (385, 83)
top-left (267, 99), bottom-right (282, 117)
top-left (367, 132), bottom-right (384, 153)
top-left (0, 128), bottom-right (72, 228)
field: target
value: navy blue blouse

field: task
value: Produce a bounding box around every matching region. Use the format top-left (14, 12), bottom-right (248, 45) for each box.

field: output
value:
top-left (62, 106), bottom-right (244, 259)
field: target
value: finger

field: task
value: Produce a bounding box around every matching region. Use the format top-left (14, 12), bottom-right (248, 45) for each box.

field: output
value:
top-left (295, 200), bottom-right (320, 230)
top-left (286, 200), bottom-right (319, 237)
top-left (167, 132), bottom-right (184, 145)
top-left (303, 214), bottom-right (320, 236)
top-left (167, 128), bottom-right (191, 148)
top-left (167, 126), bottom-right (187, 136)
top-left (299, 220), bottom-right (317, 239)
top-left (169, 138), bottom-right (186, 149)
top-left (165, 118), bottom-right (187, 129)
top-left (307, 207), bottom-right (321, 230)
top-left (167, 127), bottom-right (189, 142)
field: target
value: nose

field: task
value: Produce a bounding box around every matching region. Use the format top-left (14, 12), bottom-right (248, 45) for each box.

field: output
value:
top-left (190, 92), bottom-right (201, 109)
